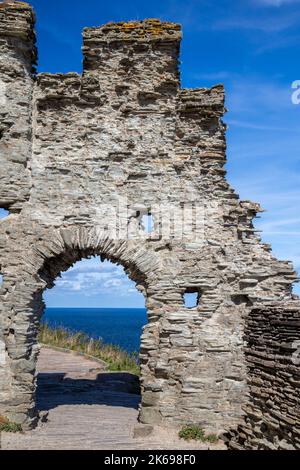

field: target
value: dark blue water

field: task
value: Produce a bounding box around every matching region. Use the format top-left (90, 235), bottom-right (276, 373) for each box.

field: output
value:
top-left (44, 308), bottom-right (147, 354)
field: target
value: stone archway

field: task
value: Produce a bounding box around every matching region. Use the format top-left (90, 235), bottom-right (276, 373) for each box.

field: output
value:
top-left (0, 227), bottom-right (164, 429)
top-left (0, 222), bottom-right (273, 435)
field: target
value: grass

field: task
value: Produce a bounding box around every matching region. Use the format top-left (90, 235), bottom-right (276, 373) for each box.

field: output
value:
top-left (179, 425), bottom-right (219, 444)
top-left (0, 417), bottom-right (22, 433)
top-left (38, 323), bottom-right (140, 376)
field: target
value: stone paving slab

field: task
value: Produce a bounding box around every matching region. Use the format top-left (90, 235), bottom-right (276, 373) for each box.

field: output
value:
top-left (1, 348), bottom-right (224, 450)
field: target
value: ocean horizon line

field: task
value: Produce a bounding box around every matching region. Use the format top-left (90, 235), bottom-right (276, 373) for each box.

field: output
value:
top-left (46, 307), bottom-right (146, 310)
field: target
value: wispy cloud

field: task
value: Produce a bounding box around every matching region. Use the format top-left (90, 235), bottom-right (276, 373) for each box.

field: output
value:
top-left (47, 258), bottom-right (142, 300)
top-left (257, 216), bottom-right (300, 235)
top-left (213, 13), bottom-right (298, 33)
top-left (230, 169), bottom-right (300, 288)
top-left (253, 0), bottom-right (300, 6)
top-left (225, 76), bottom-right (295, 118)
top-left (227, 119), bottom-right (299, 132)
top-left (254, 33), bottom-right (300, 53)
top-left (192, 74), bottom-right (298, 127)
top-left (210, 3), bottom-right (300, 54)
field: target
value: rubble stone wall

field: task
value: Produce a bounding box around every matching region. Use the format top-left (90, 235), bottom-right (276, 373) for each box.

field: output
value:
top-left (0, 2), bottom-right (36, 211)
top-left (225, 301), bottom-right (300, 450)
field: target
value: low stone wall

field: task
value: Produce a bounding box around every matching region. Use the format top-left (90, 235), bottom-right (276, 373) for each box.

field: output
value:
top-left (226, 301), bottom-right (300, 450)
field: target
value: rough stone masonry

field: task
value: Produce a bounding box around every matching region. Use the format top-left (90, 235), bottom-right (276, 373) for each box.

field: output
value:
top-left (0, 2), bottom-right (299, 450)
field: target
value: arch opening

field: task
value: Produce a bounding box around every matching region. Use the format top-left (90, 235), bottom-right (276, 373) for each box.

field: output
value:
top-left (43, 255), bottom-right (146, 352)
top-left (35, 253), bottom-right (148, 425)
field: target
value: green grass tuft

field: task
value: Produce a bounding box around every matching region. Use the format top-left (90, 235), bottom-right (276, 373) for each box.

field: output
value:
top-left (38, 323), bottom-right (140, 376)
top-left (204, 433), bottom-right (219, 444)
top-left (179, 425), bottom-right (218, 443)
top-left (0, 422), bottom-right (22, 433)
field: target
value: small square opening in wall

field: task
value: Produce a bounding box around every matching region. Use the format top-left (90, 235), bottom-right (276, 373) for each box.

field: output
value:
top-left (141, 213), bottom-right (154, 234)
top-left (183, 289), bottom-right (201, 308)
top-left (0, 209), bottom-right (9, 220)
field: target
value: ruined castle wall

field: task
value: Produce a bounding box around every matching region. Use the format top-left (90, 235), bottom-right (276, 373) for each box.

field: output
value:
top-left (227, 301), bottom-right (300, 450)
top-left (0, 3), bottom-right (35, 211)
top-left (0, 4), bottom-right (299, 448)
top-left (30, 20), bottom-right (182, 225)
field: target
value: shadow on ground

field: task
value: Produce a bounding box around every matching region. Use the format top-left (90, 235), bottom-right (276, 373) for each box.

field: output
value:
top-left (37, 372), bottom-right (141, 412)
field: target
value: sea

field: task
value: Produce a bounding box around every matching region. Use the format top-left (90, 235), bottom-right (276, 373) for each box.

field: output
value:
top-left (44, 308), bottom-right (147, 354)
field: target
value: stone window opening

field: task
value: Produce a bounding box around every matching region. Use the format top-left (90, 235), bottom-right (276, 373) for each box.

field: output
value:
top-left (140, 211), bottom-right (154, 234)
top-left (231, 294), bottom-right (252, 306)
top-left (183, 288), bottom-right (201, 309)
top-left (0, 208), bottom-right (9, 220)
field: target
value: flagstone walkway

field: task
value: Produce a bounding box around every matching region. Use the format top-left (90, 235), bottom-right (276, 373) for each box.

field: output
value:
top-left (1, 348), bottom-right (225, 450)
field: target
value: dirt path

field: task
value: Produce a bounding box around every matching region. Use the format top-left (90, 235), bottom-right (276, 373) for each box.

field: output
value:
top-left (1, 348), bottom-right (225, 450)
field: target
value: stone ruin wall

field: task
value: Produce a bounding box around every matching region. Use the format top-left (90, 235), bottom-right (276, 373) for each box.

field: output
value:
top-left (226, 302), bottom-right (300, 450)
top-left (0, 3), bottom-right (299, 449)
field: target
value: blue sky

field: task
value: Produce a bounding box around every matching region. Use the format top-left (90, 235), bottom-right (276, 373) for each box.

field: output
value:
top-left (1, 0), bottom-right (300, 306)
top-left (45, 258), bottom-right (146, 308)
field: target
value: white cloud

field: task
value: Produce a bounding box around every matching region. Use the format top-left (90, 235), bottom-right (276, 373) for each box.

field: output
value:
top-left (224, 76), bottom-right (297, 127)
top-left (103, 279), bottom-right (123, 288)
top-left (49, 258), bottom-right (140, 299)
top-left (230, 169), bottom-right (300, 286)
top-left (257, 216), bottom-right (300, 235)
top-left (227, 119), bottom-right (299, 132)
top-left (254, 0), bottom-right (300, 6)
top-left (210, 5), bottom-right (300, 54)
top-left (191, 74), bottom-right (297, 126)
top-left (213, 14), bottom-right (297, 32)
